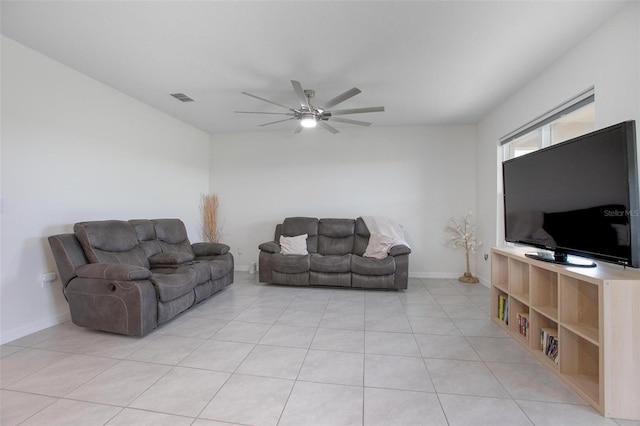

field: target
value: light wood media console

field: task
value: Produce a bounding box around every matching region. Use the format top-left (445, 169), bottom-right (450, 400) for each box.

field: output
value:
top-left (491, 246), bottom-right (640, 420)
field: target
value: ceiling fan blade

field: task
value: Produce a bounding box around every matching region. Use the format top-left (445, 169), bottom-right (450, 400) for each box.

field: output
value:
top-left (241, 91), bottom-right (295, 111)
top-left (330, 117), bottom-right (372, 127)
top-left (319, 121), bottom-right (339, 134)
top-left (235, 111), bottom-right (294, 115)
top-left (318, 87), bottom-right (361, 110)
top-left (291, 80), bottom-right (310, 110)
top-left (258, 117), bottom-right (295, 127)
top-left (330, 106), bottom-right (385, 116)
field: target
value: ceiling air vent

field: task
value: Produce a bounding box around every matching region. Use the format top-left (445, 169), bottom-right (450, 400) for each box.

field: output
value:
top-left (170, 93), bottom-right (194, 102)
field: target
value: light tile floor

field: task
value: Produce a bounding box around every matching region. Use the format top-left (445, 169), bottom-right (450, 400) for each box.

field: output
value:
top-left (1, 273), bottom-right (636, 426)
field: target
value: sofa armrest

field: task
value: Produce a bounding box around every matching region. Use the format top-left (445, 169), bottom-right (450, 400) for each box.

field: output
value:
top-left (76, 263), bottom-right (152, 281)
top-left (149, 252), bottom-right (194, 266)
top-left (192, 242), bottom-right (230, 256)
top-left (389, 244), bottom-right (412, 256)
top-left (259, 241), bottom-right (280, 254)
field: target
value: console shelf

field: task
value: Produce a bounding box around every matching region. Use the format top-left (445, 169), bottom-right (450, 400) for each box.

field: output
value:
top-left (491, 246), bottom-right (640, 420)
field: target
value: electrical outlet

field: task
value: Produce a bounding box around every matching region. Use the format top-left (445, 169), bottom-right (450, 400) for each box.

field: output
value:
top-left (40, 271), bottom-right (57, 288)
top-left (41, 272), bottom-right (57, 282)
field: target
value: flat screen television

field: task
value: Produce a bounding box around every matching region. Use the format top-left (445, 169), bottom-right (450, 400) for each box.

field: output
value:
top-left (502, 120), bottom-right (639, 268)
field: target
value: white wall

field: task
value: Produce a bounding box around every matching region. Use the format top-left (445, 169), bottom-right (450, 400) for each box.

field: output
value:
top-left (475, 2), bottom-right (640, 283)
top-left (0, 37), bottom-right (212, 343)
top-left (210, 125), bottom-right (477, 278)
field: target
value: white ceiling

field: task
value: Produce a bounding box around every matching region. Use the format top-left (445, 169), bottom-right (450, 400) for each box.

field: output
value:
top-left (1, 1), bottom-right (630, 135)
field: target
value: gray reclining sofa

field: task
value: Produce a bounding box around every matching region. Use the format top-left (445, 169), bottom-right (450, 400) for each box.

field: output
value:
top-left (48, 218), bottom-right (234, 336)
top-left (258, 217), bottom-right (411, 289)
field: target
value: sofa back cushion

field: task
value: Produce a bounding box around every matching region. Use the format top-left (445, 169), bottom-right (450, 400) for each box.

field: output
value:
top-left (318, 218), bottom-right (355, 255)
top-left (353, 217), bottom-right (371, 256)
top-left (129, 219), bottom-right (162, 258)
top-left (152, 219), bottom-right (195, 256)
top-left (74, 220), bottom-right (150, 268)
top-left (282, 217), bottom-right (318, 253)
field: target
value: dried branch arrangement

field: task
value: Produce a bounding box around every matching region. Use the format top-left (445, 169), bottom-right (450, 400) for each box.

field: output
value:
top-left (201, 194), bottom-right (220, 243)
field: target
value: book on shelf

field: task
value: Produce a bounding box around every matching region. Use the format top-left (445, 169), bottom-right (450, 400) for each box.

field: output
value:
top-left (540, 327), bottom-right (559, 364)
top-left (516, 312), bottom-right (529, 337)
top-left (504, 298), bottom-right (508, 325)
top-left (497, 294), bottom-right (510, 326)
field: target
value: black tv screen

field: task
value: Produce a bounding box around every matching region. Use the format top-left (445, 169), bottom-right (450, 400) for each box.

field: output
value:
top-left (502, 120), bottom-right (639, 268)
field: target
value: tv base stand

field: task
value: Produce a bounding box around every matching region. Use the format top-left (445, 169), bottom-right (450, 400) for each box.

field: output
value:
top-left (524, 251), bottom-right (596, 268)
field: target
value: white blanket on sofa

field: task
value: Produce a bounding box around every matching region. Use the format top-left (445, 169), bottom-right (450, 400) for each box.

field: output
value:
top-left (362, 216), bottom-right (410, 251)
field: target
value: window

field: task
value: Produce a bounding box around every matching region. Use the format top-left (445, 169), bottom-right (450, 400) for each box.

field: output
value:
top-left (496, 88), bottom-right (596, 247)
top-left (501, 88), bottom-right (595, 160)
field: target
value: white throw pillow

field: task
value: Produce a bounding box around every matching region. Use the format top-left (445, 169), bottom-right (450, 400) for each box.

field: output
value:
top-left (280, 234), bottom-right (309, 255)
top-left (363, 233), bottom-right (395, 259)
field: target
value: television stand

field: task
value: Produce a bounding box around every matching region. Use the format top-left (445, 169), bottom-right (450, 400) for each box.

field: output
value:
top-left (492, 246), bottom-right (640, 420)
top-left (525, 251), bottom-right (596, 268)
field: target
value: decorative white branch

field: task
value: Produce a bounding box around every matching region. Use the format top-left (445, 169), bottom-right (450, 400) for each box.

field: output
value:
top-left (445, 212), bottom-right (482, 283)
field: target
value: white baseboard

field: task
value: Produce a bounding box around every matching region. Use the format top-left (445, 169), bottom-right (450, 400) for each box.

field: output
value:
top-left (475, 273), bottom-right (491, 288)
top-left (409, 272), bottom-right (459, 279)
top-left (1, 312), bottom-right (71, 345)
top-left (410, 272), bottom-right (490, 288)
top-left (235, 265), bottom-right (256, 273)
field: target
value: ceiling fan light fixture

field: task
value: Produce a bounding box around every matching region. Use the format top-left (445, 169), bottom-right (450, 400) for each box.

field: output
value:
top-left (237, 80), bottom-right (384, 134)
top-left (300, 113), bottom-right (317, 128)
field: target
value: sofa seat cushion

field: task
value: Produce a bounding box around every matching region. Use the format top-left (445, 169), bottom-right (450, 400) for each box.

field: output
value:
top-left (195, 252), bottom-right (234, 278)
top-left (270, 253), bottom-right (310, 274)
top-left (208, 259), bottom-right (233, 280)
top-left (310, 254), bottom-right (352, 273)
top-left (190, 261), bottom-right (212, 284)
top-left (351, 255), bottom-right (395, 276)
top-left (150, 269), bottom-right (197, 302)
top-left (149, 251), bottom-right (195, 266)
top-left (310, 271), bottom-right (351, 287)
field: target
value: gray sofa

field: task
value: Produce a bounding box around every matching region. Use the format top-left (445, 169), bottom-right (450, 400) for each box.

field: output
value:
top-left (258, 217), bottom-right (411, 289)
top-left (48, 218), bottom-right (234, 336)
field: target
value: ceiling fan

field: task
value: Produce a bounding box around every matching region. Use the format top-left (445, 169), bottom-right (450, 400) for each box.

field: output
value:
top-left (235, 80), bottom-right (384, 134)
